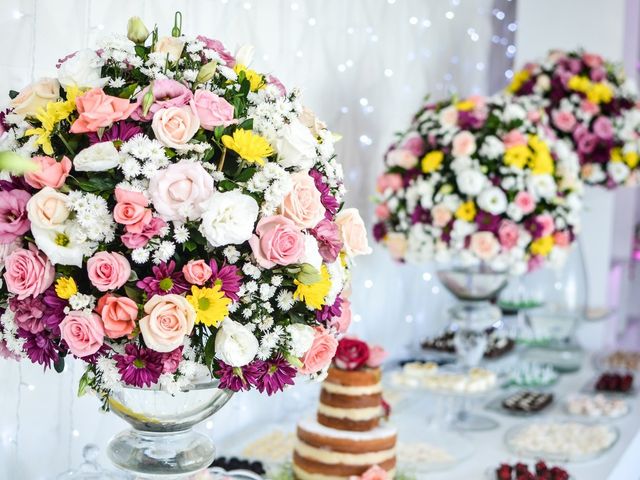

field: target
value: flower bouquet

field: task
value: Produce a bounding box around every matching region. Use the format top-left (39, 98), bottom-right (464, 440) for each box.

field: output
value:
top-left (373, 94), bottom-right (582, 275)
top-left (508, 49), bottom-right (640, 188)
top-left (0, 14), bottom-right (369, 475)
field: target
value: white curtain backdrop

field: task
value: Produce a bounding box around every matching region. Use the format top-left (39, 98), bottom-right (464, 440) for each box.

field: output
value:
top-left (0, 0), bottom-right (511, 477)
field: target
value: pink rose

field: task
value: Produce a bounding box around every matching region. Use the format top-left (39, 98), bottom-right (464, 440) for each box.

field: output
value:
top-left (3, 245), bottom-right (54, 300)
top-left (552, 110), bottom-right (577, 133)
top-left (503, 129), bottom-right (527, 148)
top-left (535, 214), bottom-right (555, 237)
top-left (385, 232), bottom-right (407, 261)
top-left (60, 311), bottom-right (105, 358)
top-left (280, 172), bottom-right (325, 229)
top-left (87, 251), bottom-right (131, 292)
top-left (498, 220), bottom-right (519, 249)
top-left (553, 230), bottom-right (571, 247)
top-left (0, 240), bottom-right (20, 270)
top-left (196, 36), bottom-right (236, 67)
top-left (70, 88), bottom-right (136, 133)
top-left (452, 130), bottom-right (477, 157)
top-left (0, 189), bottom-right (31, 243)
top-left (349, 466), bottom-right (389, 480)
top-left (583, 52), bottom-right (603, 69)
top-left (335, 208), bottom-right (371, 257)
top-left (470, 231), bottom-right (500, 261)
top-left (386, 148), bottom-right (418, 169)
top-left (593, 116), bottom-right (614, 140)
top-left (132, 79), bottom-right (194, 121)
top-left (151, 103), bottom-right (200, 150)
top-left (366, 346), bottom-right (388, 368)
top-left (439, 105), bottom-right (459, 127)
top-left (581, 100), bottom-right (599, 115)
top-left (249, 215), bottom-right (305, 268)
top-left (431, 204), bottom-right (452, 228)
top-left (311, 219), bottom-right (343, 263)
top-left (113, 187), bottom-right (152, 233)
top-left (376, 173), bottom-right (403, 193)
top-left (402, 133), bottom-right (425, 156)
top-left (375, 203), bottom-right (391, 221)
top-left (121, 217), bottom-right (166, 249)
top-left (139, 294), bottom-right (196, 353)
top-left (590, 67), bottom-right (606, 82)
top-left (148, 160), bottom-right (214, 221)
top-left (182, 259), bottom-right (212, 285)
top-left (193, 90), bottom-right (236, 130)
top-left (98, 295), bottom-right (138, 339)
top-left (514, 191), bottom-right (536, 214)
top-left (527, 110), bottom-right (542, 123)
top-left (298, 326), bottom-right (338, 375)
top-left (24, 156), bottom-right (72, 189)
top-left (328, 297), bottom-right (351, 334)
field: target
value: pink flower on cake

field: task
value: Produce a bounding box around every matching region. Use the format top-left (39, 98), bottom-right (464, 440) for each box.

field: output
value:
top-left (249, 215), bottom-right (305, 268)
top-left (349, 465), bottom-right (389, 480)
top-left (3, 244), bottom-right (55, 299)
top-left (328, 297), bottom-right (352, 334)
top-left (96, 295), bottom-right (138, 339)
top-left (182, 259), bottom-right (213, 285)
top-left (514, 191), bottom-right (536, 214)
top-left (335, 208), bottom-right (371, 257)
top-left (452, 130), bottom-right (476, 157)
top-left (498, 220), bottom-right (520, 250)
top-left (87, 251), bottom-right (131, 292)
top-left (470, 231), bottom-right (500, 261)
top-left (376, 173), bottom-right (403, 193)
top-left (280, 171), bottom-right (326, 229)
top-left (334, 337), bottom-right (370, 370)
top-left (24, 156), bottom-right (72, 189)
top-left (70, 88), bottom-right (136, 133)
top-left (132, 79), bottom-right (193, 121)
top-left (139, 294), bottom-right (196, 353)
top-left (193, 90), bottom-right (236, 130)
top-left (60, 311), bottom-right (105, 358)
top-left (0, 189), bottom-right (31, 243)
top-left (298, 326), bottom-right (338, 375)
top-left (552, 110), bottom-right (577, 133)
top-left (151, 104), bottom-right (200, 150)
top-left (366, 346), bottom-right (388, 368)
top-left (113, 187), bottom-right (152, 233)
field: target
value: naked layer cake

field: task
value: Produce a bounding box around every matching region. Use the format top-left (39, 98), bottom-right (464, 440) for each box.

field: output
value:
top-left (293, 338), bottom-right (397, 480)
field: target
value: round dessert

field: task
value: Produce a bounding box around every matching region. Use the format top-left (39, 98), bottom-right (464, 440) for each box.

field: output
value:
top-left (600, 351), bottom-right (640, 371)
top-left (393, 362), bottom-right (497, 394)
top-left (566, 394), bottom-right (628, 419)
top-left (505, 362), bottom-right (558, 388)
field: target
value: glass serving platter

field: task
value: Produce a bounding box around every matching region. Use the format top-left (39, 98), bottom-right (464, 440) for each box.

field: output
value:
top-left (562, 394), bottom-right (631, 421)
top-left (485, 390), bottom-right (555, 418)
top-left (592, 350), bottom-right (640, 373)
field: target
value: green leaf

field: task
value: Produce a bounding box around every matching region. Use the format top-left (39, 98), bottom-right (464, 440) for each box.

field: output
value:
top-left (234, 166), bottom-right (256, 182)
top-left (204, 334), bottom-right (216, 369)
top-left (71, 175), bottom-right (117, 194)
top-left (217, 179), bottom-right (237, 191)
top-left (8, 90), bottom-right (19, 100)
top-left (134, 45), bottom-right (148, 58)
top-left (184, 240), bottom-right (198, 252)
top-left (53, 356), bottom-right (65, 373)
top-left (203, 148), bottom-right (216, 162)
top-left (78, 369), bottom-right (91, 397)
top-left (213, 126), bottom-right (225, 141)
top-left (124, 285), bottom-right (143, 304)
top-left (238, 118), bottom-right (253, 131)
top-left (117, 83), bottom-right (139, 99)
top-left (165, 148), bottom-right (177, 159)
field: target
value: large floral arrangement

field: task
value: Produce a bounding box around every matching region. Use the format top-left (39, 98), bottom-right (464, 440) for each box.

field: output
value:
top-left (0, 16), bottom-right (370, 400)
top-left (508, 49), bottom-right (640, 188)
top-left (373, 94), bottom-right (582, 274)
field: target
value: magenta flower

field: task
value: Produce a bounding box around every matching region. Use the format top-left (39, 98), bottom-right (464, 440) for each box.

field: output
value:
top-left (254, 355), bottom-right (297, 395)
top-left (9, 296), bottom-right (45, 334)
top-left (0, 109), bottom-right (9, 135)
top-left (160, 346), bottom-right (183, 374)
top-left (309, 170), bottom-right (340, 218)
top-left (0, 189), bottom-right (31, 243)
top-left (41, 286), bottom-right (68, 336)
top-left (137, 260), bottom-right (189, 297)
top-left (373, 222), bottom-right (387, 243)
top-left (87, 121), bottom-right (143, 146)
top-left (216, 361), bottom-right (261, 392)
top-left (18, 329), bottom-right (60, 369)
top-left (209, 260), bottom-right (242, 301)
top-left (317, 296), bottom-right (343, 323)
top-left (196, 36), bottom-right (236, 66)
top-left (311, 219), bottom-right (343, 263)
top-left (114, 344), bottom-right (163, 388)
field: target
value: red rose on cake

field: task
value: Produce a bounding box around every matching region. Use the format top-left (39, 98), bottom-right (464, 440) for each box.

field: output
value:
top-left (334, 337), bottom-right (388, 371)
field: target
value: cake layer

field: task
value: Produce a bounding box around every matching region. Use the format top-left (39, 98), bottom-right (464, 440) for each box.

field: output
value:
top-left (322, 381), bottom-right (383, 396)
top-left (318, 403), bottom-right (382, 421)
top-left (326, 366), bottom-right (381, 387)
top-left (293, 452), bottom-right (396, 477)
top-left (293, 464), bottom-right (396, 480)
top-left (317, 413), bottom-right (380, 432)
top-left (297, 423), bottom-right (396, 453)
top-left (295, 440), bottom-right (395, 466)
top-left (320, 389), bottom-right (382, 409)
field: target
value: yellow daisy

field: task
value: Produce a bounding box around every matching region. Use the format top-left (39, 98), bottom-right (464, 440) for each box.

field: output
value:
top-left (530, 235), bottom-right (554, 256)
top-left (294, 265), bottom-right (332, 310)
top-left (508, 69), bottom-right (531, 93)
top-left (55, 277), bottom-right (78, 300)
top-left (624, 151), bottom-right (639, 169)
top-left (421, 151), bottom-right (444, 173)
top-left (222, 129), bottom-right (274, 166)
top-left (455, 201), bottom-right (476, 222)
top-left (186, 285), bottom-right (231, 328)
top-left (234, 63), bottom-right (265, 92)
top-left (503, 145), bottom-right (530, 169)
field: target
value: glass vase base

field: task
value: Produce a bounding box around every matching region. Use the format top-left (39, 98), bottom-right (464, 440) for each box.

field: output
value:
top-left (107, 428), bottom-right (214, 477)
top-left (451, 412), bottom-right (499, 431)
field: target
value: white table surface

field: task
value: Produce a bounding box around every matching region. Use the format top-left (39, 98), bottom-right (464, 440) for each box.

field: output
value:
top-left (218, 354), bottom-right (640, 480)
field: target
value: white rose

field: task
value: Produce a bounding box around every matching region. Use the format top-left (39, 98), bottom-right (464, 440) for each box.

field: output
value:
top-left (235, 45), bottom-right (255, 66)
top-left (275, 120), bottom-right (317, 170)
top-left (31, 225), bottom-right (84, 266)
top-left (535, 74), bottom-right (551, 92)
top-left (215, 319), bottom-right (259, 367)
top-left (73, 142), bottom-right (120, 171)
top-left (456, 169), bottom-right (486, 196)
top-left (477, 187), bottom-right (508, 215)
top-left (58, 49), bottom-right (108, 89)
top-left (11, 78), bottom-right (60, 117)
top-left (386, 149), bottom-right (418, 169)
top-left (154, 37), bottom-right (185, 62)
top-left (286, 323), bottom-right (315, 357)
top-left (199, 190), bottom-right (259, 247)
top-left (300, 234), bottom-right (323, 271)
top-left (27, 187), bottom-right (70, 230)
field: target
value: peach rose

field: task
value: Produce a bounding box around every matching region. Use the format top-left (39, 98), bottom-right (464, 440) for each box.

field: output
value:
top-left (139, 294), bottom-right (196, 353)
top-left (328, 297), bottom-right (352, 334)
top-left (553, 230), bottom-right (571, 247)
top-left (151, 103), bottom-right (200, 150)
top-left (154, 37), bottom-right (185, 62)
top-left (374, 203), bottom-right (391, 221)
top-left (24, 156), bottom-right (71, 189)
top-left (11, 78), bottom-right (60, 117)
top-left (148, 160), bottom-right (214, 221)
top-left (249, 215), bottom-right (305, 268)
top-left (452, 130), bottom-right (477, 157)
top-left (335, 208), bottom-right (372, 257)
top-left (113, 187), bottom-right (152, 233)
top-left (26, 187), bottom-right (70, 230)
top-left (298, 326), bottom-right (338, 375)
top-left (386, 148), bottom-right (418, 169)
top-left (280, 171), bottom-right (325, 229)
top-left (87, 251), bottom-right (131, 292)
top-left (470, 231), bottom-right (500, 261)
top-left (59, 311), bottom-right (104, 358)
top-left (182, 259), bottom-right (212, 285)
top-left (385, 232), bottom-right (408, 260)
top-left (99, 295), bottom-right (138, 339)
top-left (431, 204), bottom-right (452, 228)
top-left (3, 244), bottom-right (55, 300)
top-left (70, 88), bottom-right (136, 133)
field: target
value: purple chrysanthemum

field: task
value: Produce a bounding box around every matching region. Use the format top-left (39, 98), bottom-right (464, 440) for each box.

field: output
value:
top-left (137, 260), bottom-right (189, 297)
top-left (524, 217), bottom-right (544, 239)
top-left (210, 260), bottom-right (242, 301)
top-left (18, 329), bottom-right (59, 369)
top-left (216, 361), bottom-right (261, 392)
top-left (475, 211), bottom-right (501, 233)
top-left (254, 355), bottom-right (297, 396)
top-left (411, 205), bottom-right (431, 225)
top-left (41, 286), bottom-right (67, 335)
top-left (114, 344), bottom-right (163, 388)
top-left (372, 222), bottom-right (387, 242)
top-left (0, 108), bottom-right (10, 134)
top-left (309, 170), bottom-right (340, 219)
top-left (87, 121), bottom-right (143, 147)
top-left (317, 296), bottom-right (343, 323)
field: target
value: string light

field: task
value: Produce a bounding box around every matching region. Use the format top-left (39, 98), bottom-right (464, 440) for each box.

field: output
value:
top-left (405, 315), bottom-right (414, 324)
top-left (431, 286), bottom-right (440, 295)
top-left (445, 11), bottom-right (455, 20)
top-left (12, 10), bottom-right (25, 20)
top-left (353, 314), bottom-right (362, 323)
top-left (409, 16), bottom-right (418, 25)
top-left (307, 17), bottom-right (316, 26)
top-left (422, 272), bottom-right (432, 282)
top-left (364, 279), bottom-right (374, 288)
top-left (384, 69), bottom-right (394, 77)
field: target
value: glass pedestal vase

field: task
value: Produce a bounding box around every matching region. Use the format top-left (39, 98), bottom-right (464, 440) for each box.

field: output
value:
top-left (106, 381), bottom-right (233, 477)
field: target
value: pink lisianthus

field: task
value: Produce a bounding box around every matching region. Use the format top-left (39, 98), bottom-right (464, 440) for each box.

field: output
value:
top-left (3, 244), bottom-right (55, 300)
top-left (160, 347), bottom-right (183, 374)
top-left (196, 36), bottom-right (236, 66)
top-left (113, 187), bottom-right (152, 233)
top-left (551, 110), bottom-right (577, 133)
top-left (514, 191), bottom-right (536, 215)
top-left (402, 133), bottom-right (425, 157)
top-left (24, 156), bottom-right (72, 189)
top-left (70, 88), bottom-right (136, 133)
top-left (376, 173), bottom-right (403, 193)
top-left (131, 79), bottom-right (194, 122)
top-left (121, 216), bottom-right (166, 249)
top-left (193, 90), bottom-right (237, 130)
top-left (298, 326), bottom-right (338, 375)
top-left (267, 74), bottom-right (287, 97)
top-left (311, 219), bottom-right (343, 263)
top-left (0, 189), bottom-right (31, 243)
top-left (9, 295), bottom-right (45, 334)
top-left (535, 214), bottom-right (555, 237)
top-left (328, 297), bottom-right (352, 334)
top-left (498, 220), bottom-right (520, 250)
top-left (502, 129), bottom-right (527, 148)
